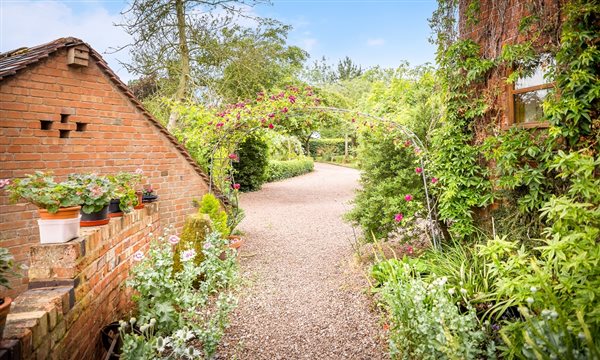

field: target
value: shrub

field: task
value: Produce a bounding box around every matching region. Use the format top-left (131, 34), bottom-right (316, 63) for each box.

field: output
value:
top-left (374, 259), bottom-right (494, 359)
top-left (345, 126), bottom-right (424, 241)
top-left (232, 133), bottom-right (269, 191)
top-left (198, 193), bottom-right (229, 238)
top-left (265, 157), bottom-right (314, 182)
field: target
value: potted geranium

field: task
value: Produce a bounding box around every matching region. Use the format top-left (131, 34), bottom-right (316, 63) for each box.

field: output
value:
top-left (108, 171), bottom-right (142, 217)
top-left (68, 173), bottom-right (115, 227)
top-left (0, 248), bottom-right (20, 339)
top-left (142, 184), bottom-right (158, 203)
top-left (5, 172), bottom-right (82, 243)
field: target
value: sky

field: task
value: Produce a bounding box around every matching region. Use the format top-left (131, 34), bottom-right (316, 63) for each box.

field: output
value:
top-left (0, 0), bottom-right (438, 82)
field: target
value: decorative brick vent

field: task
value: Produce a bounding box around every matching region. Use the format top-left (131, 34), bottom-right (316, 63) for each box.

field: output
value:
top-left (0, 203), bottom-right (160, 360)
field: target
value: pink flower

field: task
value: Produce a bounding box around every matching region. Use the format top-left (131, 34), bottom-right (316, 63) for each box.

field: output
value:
top-left (288, 95), bottom-right (296, 104)
top-left (203, 242), bottom-right (213, 250)
top-left (406, 245), bottom-right (414, 255)
top-left (404, 194), bottom-right (413, 202)
top-left (135, 168), bottom-right (144, 175)
top-left (431, 177), bottom-right (438, 184)
top-left (394, 213), bottom-right (404, 222)
top-left (233, 183), bottom-right (241, 190)
top-left (228, 153), bottom-right (238, 160)
top-left (168, 235), bottom-right (180, 245)
top-left (181, 249), bottom-right (196, 262)
top-left (216, 122), bottom-right (224, 128)
top-left (268, 112), bottom-right (275, 118)
top-left (404, 140), bottom-right (411, 148)
top-left (0, 179), bottom-right (11, 189)
top-left (133, 250), bottom-right (144, 262)
top-left (281, 107), bottom-right (288, 113)
top-left (415, 167), bottom-right (423, 174)
top-left (268, 123), bottom-right (274, 129)
top-left (414, 147), bottom-right (422, 154)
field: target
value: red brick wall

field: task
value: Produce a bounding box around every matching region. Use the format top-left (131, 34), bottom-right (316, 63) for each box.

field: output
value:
top-left (457, 0), bottom-right (565, 136)
top-left (0, 48), bottom-right (210, 297)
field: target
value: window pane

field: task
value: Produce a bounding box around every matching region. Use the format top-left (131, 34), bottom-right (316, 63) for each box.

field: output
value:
top-left (515, 56), bottom-right (553, 89)
top-left (514, 89), bottom-right (548, 123)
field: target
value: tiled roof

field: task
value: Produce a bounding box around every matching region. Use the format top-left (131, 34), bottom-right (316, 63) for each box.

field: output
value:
top-left (0, 37), bottom-right (227, 204)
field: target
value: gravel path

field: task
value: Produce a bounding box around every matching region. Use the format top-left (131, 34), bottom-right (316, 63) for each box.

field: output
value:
top-left (217, 163), bottom-right (388, 359)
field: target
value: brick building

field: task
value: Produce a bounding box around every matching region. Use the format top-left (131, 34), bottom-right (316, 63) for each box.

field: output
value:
top-left (458, 0), bottom-right (567, 135)
top-left (0, 37), bottom-right (220, 358)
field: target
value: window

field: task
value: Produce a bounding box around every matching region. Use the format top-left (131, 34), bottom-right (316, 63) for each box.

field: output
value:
top-left (507, 55), bottom-right (554, 128)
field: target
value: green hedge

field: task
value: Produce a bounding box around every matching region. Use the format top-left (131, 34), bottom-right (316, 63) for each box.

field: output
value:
top-left (265, 158), bottom-right (314, 182)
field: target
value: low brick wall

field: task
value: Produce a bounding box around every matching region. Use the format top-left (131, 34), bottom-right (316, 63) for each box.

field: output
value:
top-left (0, 203), bottom-right (160, 359)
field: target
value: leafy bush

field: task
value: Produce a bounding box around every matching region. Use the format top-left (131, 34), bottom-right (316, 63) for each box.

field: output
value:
top-left (374, 258), bottom-right (494, 359)
top-left (198, 193), bottom-right (229, 238)
top-left (265, 157), bottom-right (314, 182)
top-left (232, 133), bottom-right (269, 191)
top-left (123, 228), bottom-right (238, 358)
top-left (345, 126), bottom-right (424, 240)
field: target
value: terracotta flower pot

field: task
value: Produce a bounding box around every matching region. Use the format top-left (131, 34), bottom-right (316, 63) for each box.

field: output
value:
top-left (0, 297), bottom-right (12, 339)
top-left (38, 206), bottom-right (81, 220)
top-left (227, 235), bottom-right (244, 250)
top-left (134, 191), bottom-right (144, 210)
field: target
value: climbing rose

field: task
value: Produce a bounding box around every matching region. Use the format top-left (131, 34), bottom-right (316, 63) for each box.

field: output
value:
top-left (394, 213), bottom-right (403, 222)
top-left (133, 250), bottom-right (144, 262)
top-left (404, 194), bottom-right (413, 202)
top-left (135, 168), bottom-right (144, 175)
top-left (181, 249), bottom-right (196, 262)
top-left (268, 123), bottom-right (274, 129)
top-left (415, 167), bottom-right (423, 174)
top-left (431, 177), bottom-right (438, 184)
top-left (233, 183), bottom-right (241, 190)
top-left (168, 235), bottom-right (180, 245)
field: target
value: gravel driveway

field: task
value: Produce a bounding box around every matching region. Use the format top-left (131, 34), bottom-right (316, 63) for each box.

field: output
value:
top-left (217, 163), bottom-right (388, 359)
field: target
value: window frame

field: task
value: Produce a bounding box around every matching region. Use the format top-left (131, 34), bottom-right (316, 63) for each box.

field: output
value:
top-left (505, 66), bottom-right (554, 129)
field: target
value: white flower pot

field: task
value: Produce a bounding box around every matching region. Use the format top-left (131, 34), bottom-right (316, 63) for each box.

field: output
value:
top-left (37, 216), bottom-right (81, 244)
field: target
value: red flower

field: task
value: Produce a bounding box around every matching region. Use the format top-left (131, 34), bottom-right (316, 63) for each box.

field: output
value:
top-left (216, 122), bottom-right (224, 128)
top-left (232, 183), bottom-right (241, 190)
top-left (404, 140), bottom-right (411, 147)
top-left (404, 194), bottom-right (413, 201)
top-left (281, 107), bottom-right (288, 113)
top-left (268, 123), bottom-right (274, 129)
top-left (431, 177), bottom-right (438, 184)
top-left (415, 167), bottom-right (423, 174)
top-left (228, 154), bottom-right (238, 160)
top-left (394, 213), bottom-right (403, 222)
top-left (288, 95), bottom-right (296, 104)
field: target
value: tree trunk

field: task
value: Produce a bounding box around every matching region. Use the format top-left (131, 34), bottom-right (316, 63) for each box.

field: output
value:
top-left (168, 0), bottom-right (191, 131)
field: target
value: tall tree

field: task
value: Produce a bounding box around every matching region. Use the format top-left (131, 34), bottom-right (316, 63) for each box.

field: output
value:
top-left (118, 0), bottom-right (267, 129)
top-left (336, 56), bottom-right (363, 81)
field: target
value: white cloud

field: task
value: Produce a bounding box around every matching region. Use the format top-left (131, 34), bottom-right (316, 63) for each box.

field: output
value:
top-left (367, 38), bottom-right (385, 47)
top-left (0, 1), bottom-right (133, 81)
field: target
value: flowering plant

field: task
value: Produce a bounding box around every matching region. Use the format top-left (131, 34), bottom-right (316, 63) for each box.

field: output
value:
top-left (68, 173), bottom-right (115, 214)
top-left (4, 172), bottom-right (82, 213)
top-left (123, 227), bottom-right (238, 358)
top-left (109, 171), bottom-right (142, 212)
